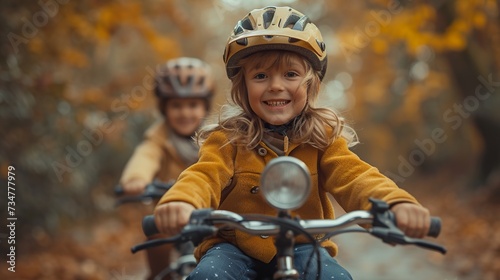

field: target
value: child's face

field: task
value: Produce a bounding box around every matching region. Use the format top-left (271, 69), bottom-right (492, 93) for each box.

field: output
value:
top-left (164, 98), bottom-right (207, 137)
top-left (244, 56), bottom-right (308, 125)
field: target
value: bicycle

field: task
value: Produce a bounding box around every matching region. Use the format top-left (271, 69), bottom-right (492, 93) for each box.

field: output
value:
top-left (131, 157), bottom-right (446, 280)
top-left (115, 180), bottom-right (196, 280)
top-left (114, 179), bottom-right (174, 206)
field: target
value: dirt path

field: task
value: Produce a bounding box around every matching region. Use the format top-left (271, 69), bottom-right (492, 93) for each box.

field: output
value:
top-left (334, 233), bottom-right (459, 280)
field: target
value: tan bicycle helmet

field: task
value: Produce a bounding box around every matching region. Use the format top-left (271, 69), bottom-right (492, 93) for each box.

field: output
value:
top-left (223, 6), bottom-right (327, 80)
top-left (155, 57), bottom-right (214, 100)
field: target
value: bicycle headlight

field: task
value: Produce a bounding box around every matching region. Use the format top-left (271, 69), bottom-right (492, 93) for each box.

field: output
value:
top-left (260, 156), bottom-right (311, 210)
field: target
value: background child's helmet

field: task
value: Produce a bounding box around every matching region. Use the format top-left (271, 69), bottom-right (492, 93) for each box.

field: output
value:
top-left (155, 57), bottom-right (214, 100)
top-left (223, 6), bottom-right (328, 80)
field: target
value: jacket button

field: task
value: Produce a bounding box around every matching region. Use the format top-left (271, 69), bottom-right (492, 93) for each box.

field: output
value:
top-left (257, 147), bottom-right (267, 156)
top-left (250, 186), bottom-right (259, 194)
top-left (260, 235), bottom-right (269, 239)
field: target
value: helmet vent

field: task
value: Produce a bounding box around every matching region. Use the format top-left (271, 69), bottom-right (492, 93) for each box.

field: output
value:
top-left (241, 18), bottom-right (253, 30)
top-left (234, 25), bottom-right (244, 35)
top-left (198, 76), bottom-right (205, 86)
top-left (292, 16), bottom-right (310, 31)
top-left (262, 9), bottom-right (275, 29)
top-left (235, 17), bottom-right (254, 35)
top-left (316, 39), bottom-right (326, 52)
top-left (185, 76), bottom-right (193, 87)
top-left (283, 14), bottom-right (300, 29)
top-left (156, 57), bottom-right (214, 99)
top-left (236, 38), bottom-right (248, 46)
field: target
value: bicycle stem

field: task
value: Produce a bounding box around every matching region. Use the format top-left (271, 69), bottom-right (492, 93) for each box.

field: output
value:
top-left (274, 210), bottom-right (299, 280)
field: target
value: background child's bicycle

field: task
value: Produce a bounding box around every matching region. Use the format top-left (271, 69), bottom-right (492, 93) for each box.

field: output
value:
top-left (115, 180), bottom-right (196, 280)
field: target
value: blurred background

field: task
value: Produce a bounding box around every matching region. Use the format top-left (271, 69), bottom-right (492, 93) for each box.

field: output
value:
top-left (0, 0), bottom-right (499, 279)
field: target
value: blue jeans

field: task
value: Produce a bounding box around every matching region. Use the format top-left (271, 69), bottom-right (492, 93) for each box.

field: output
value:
top-left (187, 243), bottom-right (352, 280)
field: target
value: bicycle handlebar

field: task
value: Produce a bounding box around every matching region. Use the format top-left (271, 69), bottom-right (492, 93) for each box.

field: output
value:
top-left (114, 180), bottom-right (174, 206)
top-left (114, 185), bottom-right (126, 196)
top-left (428, 216), bottom-right (442, 238)
top-left (141, 210), bottom-right (441, 238)
top-left (135, 200), bottom-right (445, 255)
top-left (143, 215), bottom-right (159, 236)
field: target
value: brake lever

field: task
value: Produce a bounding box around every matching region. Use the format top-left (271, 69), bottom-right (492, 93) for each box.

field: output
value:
top-left (131, 235), bottom-right (182, 253)
top-left (132, 224), bottom-right (217, 253)
top-left (141, 180), bottom-right (175, 198)
top-left (368, 198), bottom-right (446, 254)
top-left (117, 183), bottom-right (171, 206)
top-left (143, 184), bottom-right (168, 199)
top-left (152, 179), bottom-right (175, 191)
top-left (115, 196), bottom-right (153, 206)
top-left (370, 227), bottom-right (446, 254)
top-left (410, 238), bottom-right (447, 254)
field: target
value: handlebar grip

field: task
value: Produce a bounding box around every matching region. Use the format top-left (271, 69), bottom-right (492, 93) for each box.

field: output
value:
top-left (428, 217), bottom-right (441, 238)
top-left (142, 215), bottom-right (160, 236)
top-left (388, 212), bottom-right (442, 237)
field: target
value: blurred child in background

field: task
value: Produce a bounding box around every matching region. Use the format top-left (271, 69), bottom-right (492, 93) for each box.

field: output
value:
top-left (120, 57), bottom-right (214, 279)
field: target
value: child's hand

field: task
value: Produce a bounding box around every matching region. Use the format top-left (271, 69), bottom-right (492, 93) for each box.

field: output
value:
top-left (154, 202), bottom-right (195, 236)
top-left (390, 203), bottom-right (430, 238)
top-left (122, 178), bottom-right (148, 195)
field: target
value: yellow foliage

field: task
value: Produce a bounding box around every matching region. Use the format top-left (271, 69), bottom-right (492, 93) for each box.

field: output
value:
top-left (360, 80), bottom-right (390, 105)
top-left (357, 1), bottom-right (490, 54)
top-left (455, 0), bottom-right (488, 16)
top-left (28, 37), bottom-right (44, 55)
top-left (450, 19), bottom-right (471, 34)
top-left (95, 26), bottom-right (111, 41)
top-left (91, 2), bottom-right (179, 60)
top-left (415, 4), bottom-right (436, 23)
top-left (68, 14), bottom-right (95, 39)
top-left (472, 12), bottom-right (487, 28)
top-left (406, 34), bottom-right (425, 55)
top-left (61, 48), bottom-right (88, 68)
top-left (444, 31), bottom-right (467, 51)
top-left (485, 0), bottom-right (498, 11)
top-left (151, 37), bottom-right (181, 60)
top-left (371, 38), bottom-right (389, 54)
top-left (454, 0), bottom-right (489, 30)
top-left (94, 3), bottom-right (141, 41)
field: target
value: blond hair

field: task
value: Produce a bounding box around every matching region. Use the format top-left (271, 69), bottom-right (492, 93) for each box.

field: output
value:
top-left (197, 51), bottom-right (358, 150)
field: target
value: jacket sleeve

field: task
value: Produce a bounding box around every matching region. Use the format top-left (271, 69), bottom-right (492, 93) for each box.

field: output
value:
top-left (119, 138), bottom-right (163, 185)
top-left (157, 130), bottom-right (235, 209)
top-left (320, 137), bottom-right (420, 212)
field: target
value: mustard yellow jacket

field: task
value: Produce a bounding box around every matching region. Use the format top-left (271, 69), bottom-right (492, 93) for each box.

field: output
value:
top-left (120, 121), bottom-right (188, 185)
top-left (158, 129), bottom-right (419, 263)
